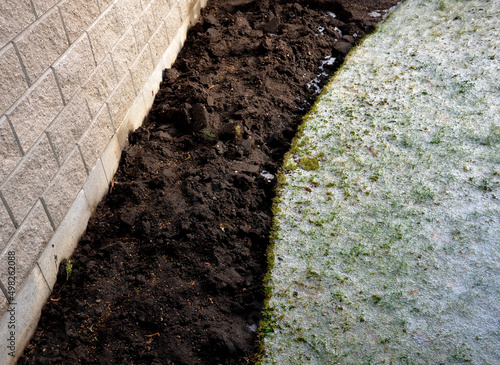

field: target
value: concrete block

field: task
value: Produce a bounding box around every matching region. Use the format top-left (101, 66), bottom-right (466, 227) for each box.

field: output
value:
top-left (107, 72), bottom-right (136, 129)
top-left (178, 5), bottom-right (192, 46)
top-left (148, 21), bottom-right (169, 65)
top-left (141, 88), bottom-right (155, 121)
top-left (164, 4), bottom-right (182, 44)
top-left (14, 8), bottom-right (69, 84)
top-left (78, 105), bottom-right (114, 172)
top-left (0, 199), bottom-right (15, 252)
top-left (83, 159), bottom-right (109, 212)
top-left (178, 0), bottom-right (197, 23)
top-left (190, 0), bottom-right (203, 25)
top-left (58, 0), bottom-right (100, 43)
top-left (116, 91), bottom-right (146, 146)
top-left (42, 148), bottom-right (88, 227)
top-left (0, 201), bottom-right (53, 297)
top-left (116, 114), bottom-right (133, 150)
top-left (87, 6), bottom-right (121, 64)
top-left (110, 27), bottom-right (138, 80)
top-left (151, 0), bottom-right (171, 25)
top-left (52, 34), bottom-right (96, 103)
top-left (81, 54), bottom-right (118, 117)
top-left (100, 134), bottom-right (122, 182)
top-left (141, 60), bottom-right (163, 112)
top-left (31, 0), bottom-right (59, 17)
top-left (133, 3), bottom-right (157, 51)
top-left (97, 0), bottom-right (115, 13)
top-left (46, 91), bottom-right (92, 164)
top-left (130, 46), bottom-right (154, 98)
top-left (162, 34), bottom-right (183, 69)
top-left (38, 189), bottom-right (91, 290)
top-left (114, 0), bottom-right (143, 33)
top-left (0, 136), bottom-right (58, 225)
top-left (0, 44), bottom-right (29, 115)
top-left (0, 264), bottom-right (51, 363)
top-left (6, 70), bottom-right (64, 153)
top-left (139, 0), bottom-right (150, 9)
top-left (0, 0), bottom-right (36, 50)
top-left (0, 116), bottom-right (22, 182)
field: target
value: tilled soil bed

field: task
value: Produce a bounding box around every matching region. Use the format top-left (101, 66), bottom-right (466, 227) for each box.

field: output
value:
top-left (19, 0), bottom-right (399, 363)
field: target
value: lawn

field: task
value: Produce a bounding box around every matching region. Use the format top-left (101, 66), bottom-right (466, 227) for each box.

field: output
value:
top-left (260, 0), bottom-right (500, 363)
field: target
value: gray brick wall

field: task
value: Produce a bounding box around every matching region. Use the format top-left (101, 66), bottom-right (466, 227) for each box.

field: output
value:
top-left (0, 0), bottom-right (206, 362)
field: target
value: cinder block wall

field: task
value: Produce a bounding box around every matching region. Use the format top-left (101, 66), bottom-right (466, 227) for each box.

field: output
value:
top-left (0, 0), bottom-right (205, 361)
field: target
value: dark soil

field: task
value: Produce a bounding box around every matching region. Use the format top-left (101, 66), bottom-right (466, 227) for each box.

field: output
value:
top-left (19, 0), bottom-right (400, 364)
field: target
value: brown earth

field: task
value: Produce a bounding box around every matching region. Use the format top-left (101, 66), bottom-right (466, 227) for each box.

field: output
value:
top-left (19, 0), bottom-right (400, 364)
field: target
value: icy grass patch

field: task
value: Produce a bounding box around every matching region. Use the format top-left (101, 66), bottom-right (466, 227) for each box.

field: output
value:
top-left (261, 0), bottom-right (500, 363)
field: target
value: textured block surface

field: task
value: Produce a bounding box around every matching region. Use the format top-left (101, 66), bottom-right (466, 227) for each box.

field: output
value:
top-left (87, 7), bottom-right (121, 64)
top-left (14, 8), bottom-right (69, 84)
top-left (0, 116), bottom-right (22, 182)
top-left (31, 0), bottom-right (59, 17)
top-left (130, 46), bottom-right (154, 97)
top-left (97, 0), bottom-right (115, 12)
top-left (165, 5), bottom-right (182, 42)
top-left (0, 201), bottom-right (52, 294)
top-left (111, 27), bottom-right (138, 79)
top-left (151, 0), bottom-right (172, 24)
top-left (0, 44), bottom-right (29, 115)
top-left (0, 199), bottom-right (15, 252)
top-left (46, 91), bottom-right (92, 164)
top-left (7, 71), bottom-right (64, 153)
top-left (81, 54), bottom-right (118, 117)
top-left (114, 0), bottom-right (143, 33)
top-left (0, 0), bottom-right (36, 49)
top-left (178, 0), bottom-right (194, 20)
top-left (58, 0), bottom-right (100, 43)
top-left (107, 73), bottom-right (136, 128)
top-left (0, 136), bottom-right (58, 225)
top-left (133, 3), bottom-right (157, 51)
top-left (78, 106), bottom-right (114, 171)
top-left (149, 21), bottom-right (169, 65)
top-left (52, 34), bottom-right (96, 103)
top-left (42, 149), bottom-right (88, 227)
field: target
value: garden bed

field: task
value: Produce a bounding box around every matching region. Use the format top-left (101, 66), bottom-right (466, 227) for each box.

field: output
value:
top-left (18, 0), bottom-right (400, 364)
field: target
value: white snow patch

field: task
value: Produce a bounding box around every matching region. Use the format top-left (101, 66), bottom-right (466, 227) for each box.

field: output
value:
top-left (260, 170), bottom-right (275, 180)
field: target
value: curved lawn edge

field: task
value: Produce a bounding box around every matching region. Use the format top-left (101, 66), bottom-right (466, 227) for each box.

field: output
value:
top-left (258, 0), bottom-right (500, 363)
